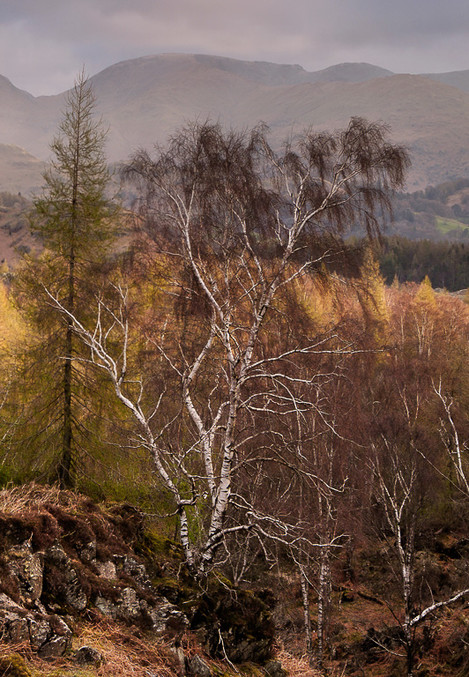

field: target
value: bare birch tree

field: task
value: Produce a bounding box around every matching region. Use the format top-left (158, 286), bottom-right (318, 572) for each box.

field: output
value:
top-left (369, 386), bottom-right (469, 677)
top-left (47, 119), bottom-right (408, 575)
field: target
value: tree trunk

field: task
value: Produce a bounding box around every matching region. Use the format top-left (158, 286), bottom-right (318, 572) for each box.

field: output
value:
top-left (300, 567), bottom-right (314, 665)
top-left (317, 544), bottom-right (331, 672)
top-left (58, 245), bottom-right (75, 489)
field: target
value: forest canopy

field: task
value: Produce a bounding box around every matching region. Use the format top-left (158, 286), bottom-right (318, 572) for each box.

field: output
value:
top-left (0, 81), bottom-right (468, 676)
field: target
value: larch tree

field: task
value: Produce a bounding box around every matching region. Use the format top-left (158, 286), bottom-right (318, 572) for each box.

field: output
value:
top-left (23, 71), bottom-right (117, 488)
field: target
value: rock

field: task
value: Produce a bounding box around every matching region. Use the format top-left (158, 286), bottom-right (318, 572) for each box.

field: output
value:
top-left (38, 634), bottom-right (70, 658)
top-left (4, 612), bottom-right (30, 643)
top-left (95, 595), bottom-right (117, 619)
top-left (186, 654), bottom-right (212, 677)
top-left (7, 542), bottom-right (44, 604)
top-left (73, 645), bottom-right (104, 667)
top-left (191, 584), bottom-right (275, 663)
top-left (115, 554), bottom-right (150, 587)
top-left (0, 601), bottom-right (71, 657)
top-left (118, 586), bottom-right (141, 621)
top-left (78, 540), bottom-right (97, 563)
top-left (145, 599), bottom-right (189, 636)
top-left (170, 645), bottom-right (186, 676)
top-left (28, 617), bottom-right (51, 650)
top-left (0, 593), bottom-right (22, 609)
top-left (43, 545), bottom-right (87, 611)
top-left (263, 659), bottom-right (287, 677)
top-left (96, 560), bottom-right (116, 580)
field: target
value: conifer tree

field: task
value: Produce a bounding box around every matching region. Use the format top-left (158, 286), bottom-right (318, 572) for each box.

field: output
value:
top-left (357, 246), bottom-right (389, 349)
top-left (25, 71), bottom-right (116, 487)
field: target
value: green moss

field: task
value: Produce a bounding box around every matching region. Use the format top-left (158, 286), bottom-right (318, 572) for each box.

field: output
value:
top-left (138, 528), bottom-right (183, 559)
top-left (0, 653), bottom-right (32, 677)
top-left (237, 664), bottom-right (265, 677)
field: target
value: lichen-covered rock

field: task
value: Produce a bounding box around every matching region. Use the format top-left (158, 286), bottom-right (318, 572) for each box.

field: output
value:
top-left (94, 586), bottom-right (189, 637)
top-left (115, 554), bottom-right (150, 586)
top-left (78, 540), bottom-right (97, 563)
top-left (145, 599), bottom-right (189, 636)
top-left (118, 586), bottom-right (141, 621)
top-left (43, 544), bottom-right (87, 611)
top-left (7, 542), bottom-right (43, 604)
top-left (38, 634), bottom-right (70, 658)
top-left (263, 659), bottom-right (287, 677)
top-left (96, 560), bottom-right (116, 580)
top-left (28, 617), bottom-right (51, 650)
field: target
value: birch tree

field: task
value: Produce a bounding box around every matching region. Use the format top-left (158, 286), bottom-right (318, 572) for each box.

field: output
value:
top-left (369, 384), bottom-right (469, 677)
top-left (48, 119), bottom-right (408, 574)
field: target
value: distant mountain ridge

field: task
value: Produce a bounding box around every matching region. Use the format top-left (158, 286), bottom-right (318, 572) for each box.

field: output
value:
top-left (3, 53), bottom-right (469, 193)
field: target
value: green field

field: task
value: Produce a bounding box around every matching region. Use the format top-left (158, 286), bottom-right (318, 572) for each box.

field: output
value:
top-left (435, 216), bottom-right (469, 234)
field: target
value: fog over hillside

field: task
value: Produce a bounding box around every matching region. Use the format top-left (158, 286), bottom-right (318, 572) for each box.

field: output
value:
top-left (2, 53), bottom-right (469, 193)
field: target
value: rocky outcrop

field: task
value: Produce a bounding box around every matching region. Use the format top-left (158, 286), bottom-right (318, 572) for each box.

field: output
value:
top-left (0, 592), bottom-right (72, 658)
top-left (0, 503), bottom-right (189, 659)
top-left (0, 498), bottom-right (277, 674)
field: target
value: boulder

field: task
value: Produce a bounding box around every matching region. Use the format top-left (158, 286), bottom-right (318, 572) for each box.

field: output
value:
top-left (186, 654), bottom-right (212, 677)
top-left (73, 645), bottom-right (104, 667)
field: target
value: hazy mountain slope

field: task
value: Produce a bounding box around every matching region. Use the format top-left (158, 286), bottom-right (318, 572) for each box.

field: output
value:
top-left (2, 54), bottom-right (469, 192)
top-left (0, 144), bottom-right (44, 195)
top-left (424, 69), bottom-right (469, 93)
top-left (309, 62), bottom-right (393, 82)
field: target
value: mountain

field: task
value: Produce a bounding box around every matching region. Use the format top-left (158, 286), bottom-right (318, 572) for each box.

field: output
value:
top-left (0, 144), bottom-right (44, 195)
top-left (2, 54), bottom-right (469, 192)
top-left (423, 69), bottom-right (469, 93)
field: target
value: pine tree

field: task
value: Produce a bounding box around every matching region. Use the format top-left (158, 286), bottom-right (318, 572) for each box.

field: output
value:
top-left (25, 71), bottom-right (117, 487)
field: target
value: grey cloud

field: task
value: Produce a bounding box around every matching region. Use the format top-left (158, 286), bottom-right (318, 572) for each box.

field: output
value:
top-left (1, 0), bottom-right (469, 95)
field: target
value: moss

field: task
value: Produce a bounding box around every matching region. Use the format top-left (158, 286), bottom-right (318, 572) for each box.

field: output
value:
top-left (236, 664), bottom-right (265, 676)
top-left (0, 653), bottom-right (32, 677)
top-left (151, 576), bottom-right (183, 604)
top-left (137, 528), bottom-right (183, 559)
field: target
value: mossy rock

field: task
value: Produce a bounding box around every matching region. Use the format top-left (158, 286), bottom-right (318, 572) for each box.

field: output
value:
top-left (0, 653), bottom-right (32, 677)
top-left (137, 529), bottom-right (184, 560)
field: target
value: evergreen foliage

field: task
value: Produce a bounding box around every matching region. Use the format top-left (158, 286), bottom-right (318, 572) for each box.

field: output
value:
top-left (11, 72), bottom-right (118, 488)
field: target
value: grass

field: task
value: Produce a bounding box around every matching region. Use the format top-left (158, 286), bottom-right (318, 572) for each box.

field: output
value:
top-left (0, 482), bottom-right (84, 515)
top-left (435, 216), bottom-right (468, 234)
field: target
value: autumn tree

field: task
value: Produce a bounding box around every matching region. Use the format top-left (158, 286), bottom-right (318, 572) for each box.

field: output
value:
top-left (360, 284), bottom-right (469, 677)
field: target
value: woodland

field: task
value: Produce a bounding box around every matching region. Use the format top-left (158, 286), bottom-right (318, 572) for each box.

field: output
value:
top-left (0, 74), bottom-right (468, 677)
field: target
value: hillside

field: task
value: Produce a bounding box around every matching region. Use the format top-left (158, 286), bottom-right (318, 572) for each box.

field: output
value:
top-left (3, 55), bottom-right (469, 193)
top-left (0, 144), bottom-right (44, 196)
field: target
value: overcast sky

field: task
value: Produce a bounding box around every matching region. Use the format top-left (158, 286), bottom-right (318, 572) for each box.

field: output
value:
top-left (2, 0), bottom-right (469, 96)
